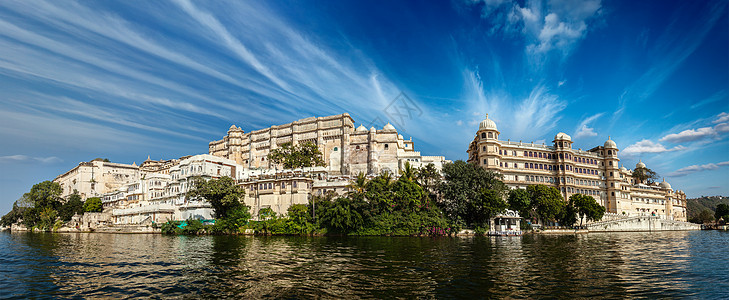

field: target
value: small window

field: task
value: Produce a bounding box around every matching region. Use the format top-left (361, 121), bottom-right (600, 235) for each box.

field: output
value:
top-left (483, 146), bottom-right (487, 151)
top-left (481, 133), bottom-right (486, 138)
top-left (483, 159), bottom-right (487, 165)
top-left (334, 147), bottom-right (338, 151)
top-left (488, 132), bottom-right (494, 138)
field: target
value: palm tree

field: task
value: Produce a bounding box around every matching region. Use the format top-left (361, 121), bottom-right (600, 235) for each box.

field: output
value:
top-left (347, 172), bottom-right (368, 198)
top-left (400, 161), bottom-right (416, 181)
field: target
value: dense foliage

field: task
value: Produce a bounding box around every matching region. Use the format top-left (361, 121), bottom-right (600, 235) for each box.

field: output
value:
top-left (633, 166), bottom-right (659, 184)
top-left (83, 197), bottom-right (102, 213)
top-left (267, 142), bottom-right (326, 169)
top-left (0, 181), bottom-right (80, 231)
top-left (716, 203), bottom-right (729, 224)
top-left (561, 194), bottom-right (605, 226)
top-left (437, 160), bottom-right (508, 227)
top-left (189, 176), bottom-right (246, 219)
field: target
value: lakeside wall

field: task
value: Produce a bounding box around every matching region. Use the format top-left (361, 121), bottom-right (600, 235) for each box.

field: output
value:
top-left (586, 216), bottom-right (700, 232)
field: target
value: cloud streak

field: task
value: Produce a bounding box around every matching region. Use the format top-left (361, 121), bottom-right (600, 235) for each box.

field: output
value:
top-left (0, 155), bottom-right (62, 164)
top-left (669, 161), bottom-right (729, 177)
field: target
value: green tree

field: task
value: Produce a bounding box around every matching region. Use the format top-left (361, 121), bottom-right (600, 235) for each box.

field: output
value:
top-left (416, 163), bottom-right (441, 195)
top-left (83, 197), bottom-right (102, 213)
top-left (507, 189), bottom-right (531, 219)
top-left (38, 207), bottom-right (58, 230)
top-left (562, 194), bottom-right (605, 226)
top-left (526, 185), bottom-right (565, 224)
top-left (400, 161), bottom-right (417, 181)
top-left (470, 189), bottom-right (508, 226)
top-left (438, 160), bottom-right (508, 226)
top-left (26, 181), bottom-right (62, 210)
top-left (365, 173), bottom-right (394, 212)
top-left (22, 207), bottom-right (40, 228)
top-left (188, 176), bottom-right (246, 219)
top-left (322, 197), bottom-right (363, 233)
top-left (716, 203), bottom-right (729, 224)
top-left (391, 175), bottom-right (425, 211)
top-left (347, 172), bottom-right (368, 199)
top-left (59, 192), bottom-right (85, 221)
top-left (0, 200), bottom-right (28, 227)
top-left (689, 209), bottom-right (715, 224)
top-left (285, 204), bottom-right (315, 234)
top-left (267, 142), bottom-right (326, 169)
top-left (633, 166), bottom-right (659, 184)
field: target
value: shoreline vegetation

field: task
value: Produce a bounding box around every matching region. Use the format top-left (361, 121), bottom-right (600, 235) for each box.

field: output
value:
top-left (155, 160), bottom-right (603, 236)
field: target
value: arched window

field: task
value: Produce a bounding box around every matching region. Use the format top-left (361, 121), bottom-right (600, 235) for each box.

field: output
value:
top-left (608, 150), bottom-right (612, 155)
top-left (384, 144), bottom-right (389, 150)
top-left (530, 163), bottom-right (534, 168)
top-left (483, 159), bottom-right (487, 165)
top-left (481, 133), bottom-right (486, 138)
top-left (529, 151), bottom-right (534, 157)
top-left (559, 153), bottom-right (564, 159)
top-left (483, 146), bottom-right (487, 151)
top-left (488, 132), bottom-right (493, 138)
top-left (524, 151), bottom-right (528, 156)
top-left (333, 147), bottom-right (338, 151)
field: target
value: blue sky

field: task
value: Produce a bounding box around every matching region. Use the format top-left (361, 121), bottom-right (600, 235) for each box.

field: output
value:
top-left (1, 0), bottom-right (727, 214)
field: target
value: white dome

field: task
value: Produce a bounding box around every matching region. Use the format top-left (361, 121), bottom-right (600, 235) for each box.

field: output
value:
top-left (479, 114), bottom-right (498, 131)
top-left (620, 166), bottom-right (627, 172)
top-left (383, 122), bottom-right (396, 131)
top-left (554, 132), bottom-right (572, 141)
top-left (398, 134), bottom-right (404, 140)
top-left (604, 136), bottom-right (617, 149)
top-left (355, 125), bottom-right (368, 133)
top-left (370, 126), bottom-right (376, 132)
top-left (659, 179), bottom-right (672, 190)
top-left (636, 160), bottom-right (646, 169)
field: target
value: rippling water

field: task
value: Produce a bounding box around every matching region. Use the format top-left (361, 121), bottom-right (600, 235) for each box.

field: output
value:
top-left (1, 230), bottom-right (727, 299)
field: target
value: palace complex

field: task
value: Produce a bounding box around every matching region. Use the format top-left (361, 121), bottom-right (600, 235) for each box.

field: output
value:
top-left (49, 112), bottom-right (689, 226)
top-left (53, 114), bottom-right (448, 225)
top-left (467, 115), bottom-right (688, 221)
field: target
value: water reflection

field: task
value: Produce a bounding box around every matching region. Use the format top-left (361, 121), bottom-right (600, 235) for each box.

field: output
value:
top-left (0, 231), bottom-right (727, 299)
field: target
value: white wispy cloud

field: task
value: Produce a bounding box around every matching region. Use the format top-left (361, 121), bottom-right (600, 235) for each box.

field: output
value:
top-left (0, 155), bottom-right (62, 164)
top-left (713, 112), bottom-right (729, 124)
top-left (574, 113), bottom-right (603, 139)
top-left (470, 0), bottom-right (602, 61)
top-left (659, 112), bottom-right (729, 143)
top-left (463, 68), bottom-right (567, 141)
top-left (621, 139), bottom-right (686, 156)
top-left (669, 161), bottom-right (729, 177)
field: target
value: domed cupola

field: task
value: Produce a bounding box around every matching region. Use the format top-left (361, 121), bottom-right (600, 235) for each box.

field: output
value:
top-left (479, 114), bottom-right (498, 131)
top-left (658, 178), bottom-right (672, 190)
top-left (604, 136), bottom-right (617, 149)
top-left (355, 124), bottom-right (368, 133)
top-left (554, 132), bottom-right (572, 141)
top-left (636, 160), bottom-right (646, 169)
top-left (383, 122), bottom-right (396, 132)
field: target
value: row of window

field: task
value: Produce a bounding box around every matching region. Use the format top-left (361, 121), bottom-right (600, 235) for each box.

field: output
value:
top-left (497, 149), bottom-right (601, 165)
top-left (498, 161), bottom-right (600, 175)
top-left (255, 181), bottom-right (311, 190)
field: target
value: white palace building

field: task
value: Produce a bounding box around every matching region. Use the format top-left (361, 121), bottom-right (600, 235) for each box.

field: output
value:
top-left (52, 113), bottom-right (449, 225)
top-left (467, 115), bottom-right (688, 221)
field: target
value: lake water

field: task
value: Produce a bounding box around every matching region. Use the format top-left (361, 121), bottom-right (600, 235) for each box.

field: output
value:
top-left (0, 230), bottom-right (727, 299)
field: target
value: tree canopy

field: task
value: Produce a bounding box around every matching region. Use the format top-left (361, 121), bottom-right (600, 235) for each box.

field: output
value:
top-left (716, 203), bottom-right (729, 224)
top-left (437, 160), bottom-right (508, 226)
top-left (633, 167), bottom-right (659, 184)
top-left (267, 142), bottom-right (326, 169)
top-left (526, 185), bottom-right (565, 224)
top-left (563, 194), bottom-right (605, 226)
top-left (83, 197), bottom-right (102, 213)
top-left (189, 176), bottom-right (246, 219)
